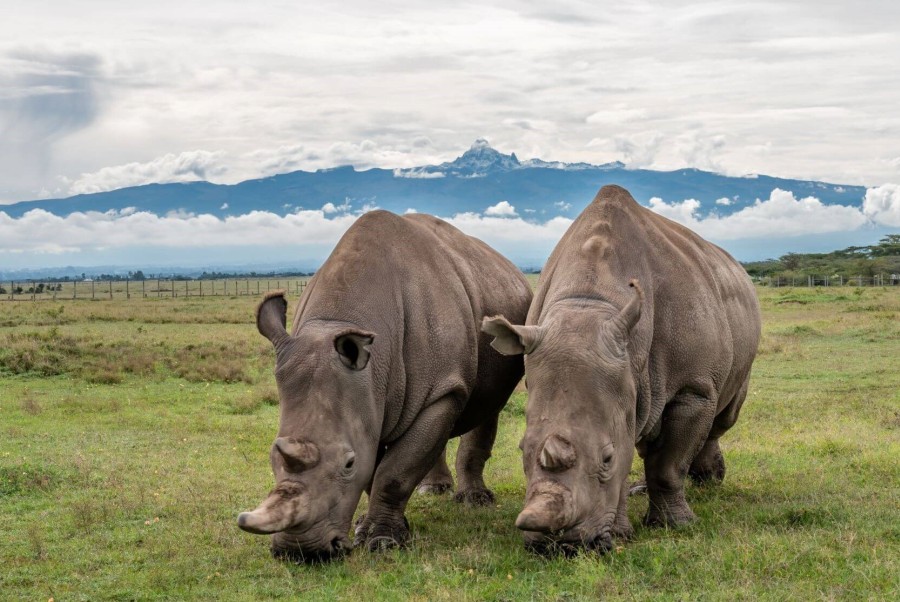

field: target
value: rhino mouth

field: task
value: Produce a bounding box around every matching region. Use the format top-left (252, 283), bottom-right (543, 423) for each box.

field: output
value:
top-left (270, 531), bottom-right (352, 564)
top-left (523, 524), bottom-right (614, 557)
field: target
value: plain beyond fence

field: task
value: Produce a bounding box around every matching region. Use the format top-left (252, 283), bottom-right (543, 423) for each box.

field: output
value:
top-left (761, 274), bottom-right (898, 287)
top-left (1, 278), bottom-right (310, 301)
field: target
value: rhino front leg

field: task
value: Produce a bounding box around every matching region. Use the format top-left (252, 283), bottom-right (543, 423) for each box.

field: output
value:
top-left (355, 395), bottom-right (460, 551)
top-left (416, 445), bottom-right (455, 495)
top-left (641, 391), bottom-right (717, 528)
top-left (453, 412), bottom-right (499, 506)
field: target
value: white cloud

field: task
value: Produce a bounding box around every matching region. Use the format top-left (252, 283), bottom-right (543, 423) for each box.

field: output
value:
top-left (321, 202), bottom-right (337, 214)
top-left (0, 208), bottom-right (358, 254)
top-left (484, 200), bottom-right (518, 217)
top-left (220, 202), bottom-right (228, 210)
top-left (554, 201), bottom-right (572, 211)
top-left (715, 197), bottom-right (732, 206)
top-left (404, 207), bottom-right (418, 214)
top-left (444, 213), bottom-right (572, 243)
top-left (863, 183), bottom-right (900, 226)
top-left (585, 107), bottom-right (648, 124)
top-left (648, 189), bottom-right (869, 240)
top-left (393, 168), bottom-right (445, 179)
top-left (67, 151), bottom-right (228, 194)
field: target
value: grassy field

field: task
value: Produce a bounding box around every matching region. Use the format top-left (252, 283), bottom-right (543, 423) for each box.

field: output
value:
top-left (1, 286), bottom-right (898, 600)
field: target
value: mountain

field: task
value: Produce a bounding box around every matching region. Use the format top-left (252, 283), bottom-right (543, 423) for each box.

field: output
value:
top-left (1, 140), bottom-right (865, 220)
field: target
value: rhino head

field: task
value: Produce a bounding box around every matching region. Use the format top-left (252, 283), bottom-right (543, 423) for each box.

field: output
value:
top-left (238, 292), bottom-right (381, 562)
top-left (483, 281), bottom-right (643, 554)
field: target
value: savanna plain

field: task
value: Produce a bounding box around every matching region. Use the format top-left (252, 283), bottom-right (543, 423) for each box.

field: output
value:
top-left (1, 281), bottom-right (898, 600)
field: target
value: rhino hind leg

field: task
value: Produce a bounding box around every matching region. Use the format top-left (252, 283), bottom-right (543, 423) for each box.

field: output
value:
top-left (689, 378), bottom-right (750, 486)
top-left (688, 439), bottom-right (726, 485)
top-left (453, 412), bottom-right (499, 507)
top-left (642, 391), bottom-right (717, 528)
top-left (416, 445), bottom-right (455, 495)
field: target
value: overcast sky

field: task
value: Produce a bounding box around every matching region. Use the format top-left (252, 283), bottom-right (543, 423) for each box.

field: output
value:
top-left (2, 0), bottom-right (899, 202)
top-left (1, 1), bottom-right (898, 269)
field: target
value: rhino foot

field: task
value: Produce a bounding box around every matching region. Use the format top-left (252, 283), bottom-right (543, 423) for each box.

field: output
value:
top-left (416, 481), bottom-right (454, 495)
top-left (454, 487), bottom-right (495, 507)
top-left (643, 504), bottom-right (696, 529)
top-left (354, 515), bottom-right (411, 551)
top-left (611, 518), bottom-right (634, 541)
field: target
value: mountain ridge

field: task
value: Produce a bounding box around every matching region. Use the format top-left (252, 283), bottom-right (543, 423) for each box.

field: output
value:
top-left (1, 140), bottom-right (866, 220)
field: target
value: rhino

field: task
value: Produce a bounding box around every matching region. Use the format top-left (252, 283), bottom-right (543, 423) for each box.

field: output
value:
top-left (483, 185), bottom-right (760, 554)
top-left (238, 210), bottom-right (532, 561)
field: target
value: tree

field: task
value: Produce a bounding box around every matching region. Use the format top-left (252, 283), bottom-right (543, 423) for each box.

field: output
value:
top-left (780, 252), bottom-right (802, 271)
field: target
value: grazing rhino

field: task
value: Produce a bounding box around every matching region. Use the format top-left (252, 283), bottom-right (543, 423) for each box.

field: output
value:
top-left (483, 185), bottom-right (760, 554)
top-left (238, 210), bottom-right (532, 561)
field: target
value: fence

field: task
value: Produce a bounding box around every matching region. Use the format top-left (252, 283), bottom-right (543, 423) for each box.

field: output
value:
top-left (1, 278), bottom-right (310, 301)
top-left (760, 274), bottom-right (898, 287)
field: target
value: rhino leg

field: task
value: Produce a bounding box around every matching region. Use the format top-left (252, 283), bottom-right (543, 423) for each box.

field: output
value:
top-left (355, 395), bottom-right (459, 551)
top-left (416, 445), bottom-right (455, 495)
top-left (688, 439), bottom-right (726, 485)
top-left (611, 478), bottom-right (634, 540)
top-left (453, 412), bottom-right (499, 507)
top-left (689, 378), bottom-right (749, 486)
top-left (642, 391), bottom-right (717, 528)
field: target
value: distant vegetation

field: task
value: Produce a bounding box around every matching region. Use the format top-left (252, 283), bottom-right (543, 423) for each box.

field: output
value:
top-left (742, 234), bottom-right (900, 280)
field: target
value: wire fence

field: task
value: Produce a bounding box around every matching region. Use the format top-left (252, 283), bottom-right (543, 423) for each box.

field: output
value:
top-left (1, 278), bottom-right (310, 301)
top-left (760, 274), bottom-right (898, 287)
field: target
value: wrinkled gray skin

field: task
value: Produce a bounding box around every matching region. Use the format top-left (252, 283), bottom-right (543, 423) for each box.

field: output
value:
top-left (238, 211), bottom-right (531, 562)
top-left (483, 185), bottom-right (760, 554)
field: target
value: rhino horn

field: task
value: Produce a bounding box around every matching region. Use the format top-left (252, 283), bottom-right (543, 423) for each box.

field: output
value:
top-left (515, 486), bottom-right (574, 533)
top-left (274, 437), bottom-right (320, 471)
top-left (238, 482), bottom-right (308, 535)
top-left (539, 434), bottom-right (577, 472)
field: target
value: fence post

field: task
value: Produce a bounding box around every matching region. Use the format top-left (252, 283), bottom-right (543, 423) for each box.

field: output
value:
top-left (185, 279), bottom-right (188, 297)
top-left (200, 280), bottom-right (203, 297)
top-left (257, 281), bottom-right (260, 295)
top-left (92, 279), bottom-right (95, 299)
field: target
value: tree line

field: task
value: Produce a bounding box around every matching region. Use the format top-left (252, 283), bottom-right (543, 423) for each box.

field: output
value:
top-left (742, 234), bottom-right (900, 280)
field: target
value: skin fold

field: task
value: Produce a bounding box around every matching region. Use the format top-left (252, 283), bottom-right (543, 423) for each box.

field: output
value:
top-left (484, 185), bottom-right (761, 554)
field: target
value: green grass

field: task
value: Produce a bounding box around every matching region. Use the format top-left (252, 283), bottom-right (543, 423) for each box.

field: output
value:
top-left (1, 288), bottom-right (898, 600)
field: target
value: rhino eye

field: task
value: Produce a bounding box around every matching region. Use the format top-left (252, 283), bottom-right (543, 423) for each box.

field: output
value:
top-left (600, 444), bottom-right (614, 467)
top-left (344, 453), bottom-right (356, 470)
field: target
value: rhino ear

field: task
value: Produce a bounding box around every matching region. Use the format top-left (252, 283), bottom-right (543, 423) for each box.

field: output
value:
top-left (334, 330), bottom-right (375, 370)
top-left (481, 315), bottom-right (543, 355)
top-left (602, 280), bottom-right (644, 358)
top-left (257, 291), bottom-right (289, 348)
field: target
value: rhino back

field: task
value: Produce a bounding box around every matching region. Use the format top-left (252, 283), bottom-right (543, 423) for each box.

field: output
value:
top-left (533, 186), bottom-right (760, 433)
top-left (293, 210), bottom-right (530, 441)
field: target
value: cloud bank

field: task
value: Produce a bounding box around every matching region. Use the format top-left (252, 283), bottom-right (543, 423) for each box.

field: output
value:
top-left (2, 187), bottom-right (896, 269)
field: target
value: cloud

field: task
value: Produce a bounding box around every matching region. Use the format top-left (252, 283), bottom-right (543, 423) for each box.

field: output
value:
top-left (715, 197), bottom-right (732, 206)
top-left (484, 200), bottom-right (518, 217)
top-left (444, 213), bottom-right (572, 243)
top-left (648, 189), bottom-right (869, 240)
top-left (67, 151), bottom-right (228, 194)
top-left (0, 208), bottom-right (358, 254)
top-left (393, 168), bottom-right (445, 179)
top-left (554, 201), bottom-right (572, 211)
top-left (863, 183), bottom-right (900, 226)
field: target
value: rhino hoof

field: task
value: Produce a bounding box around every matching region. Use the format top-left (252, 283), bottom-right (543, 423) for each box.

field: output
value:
top-left (417, 482), bottom-right (454, 495)
top-left (454, 488), bottom-right (495, 507)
